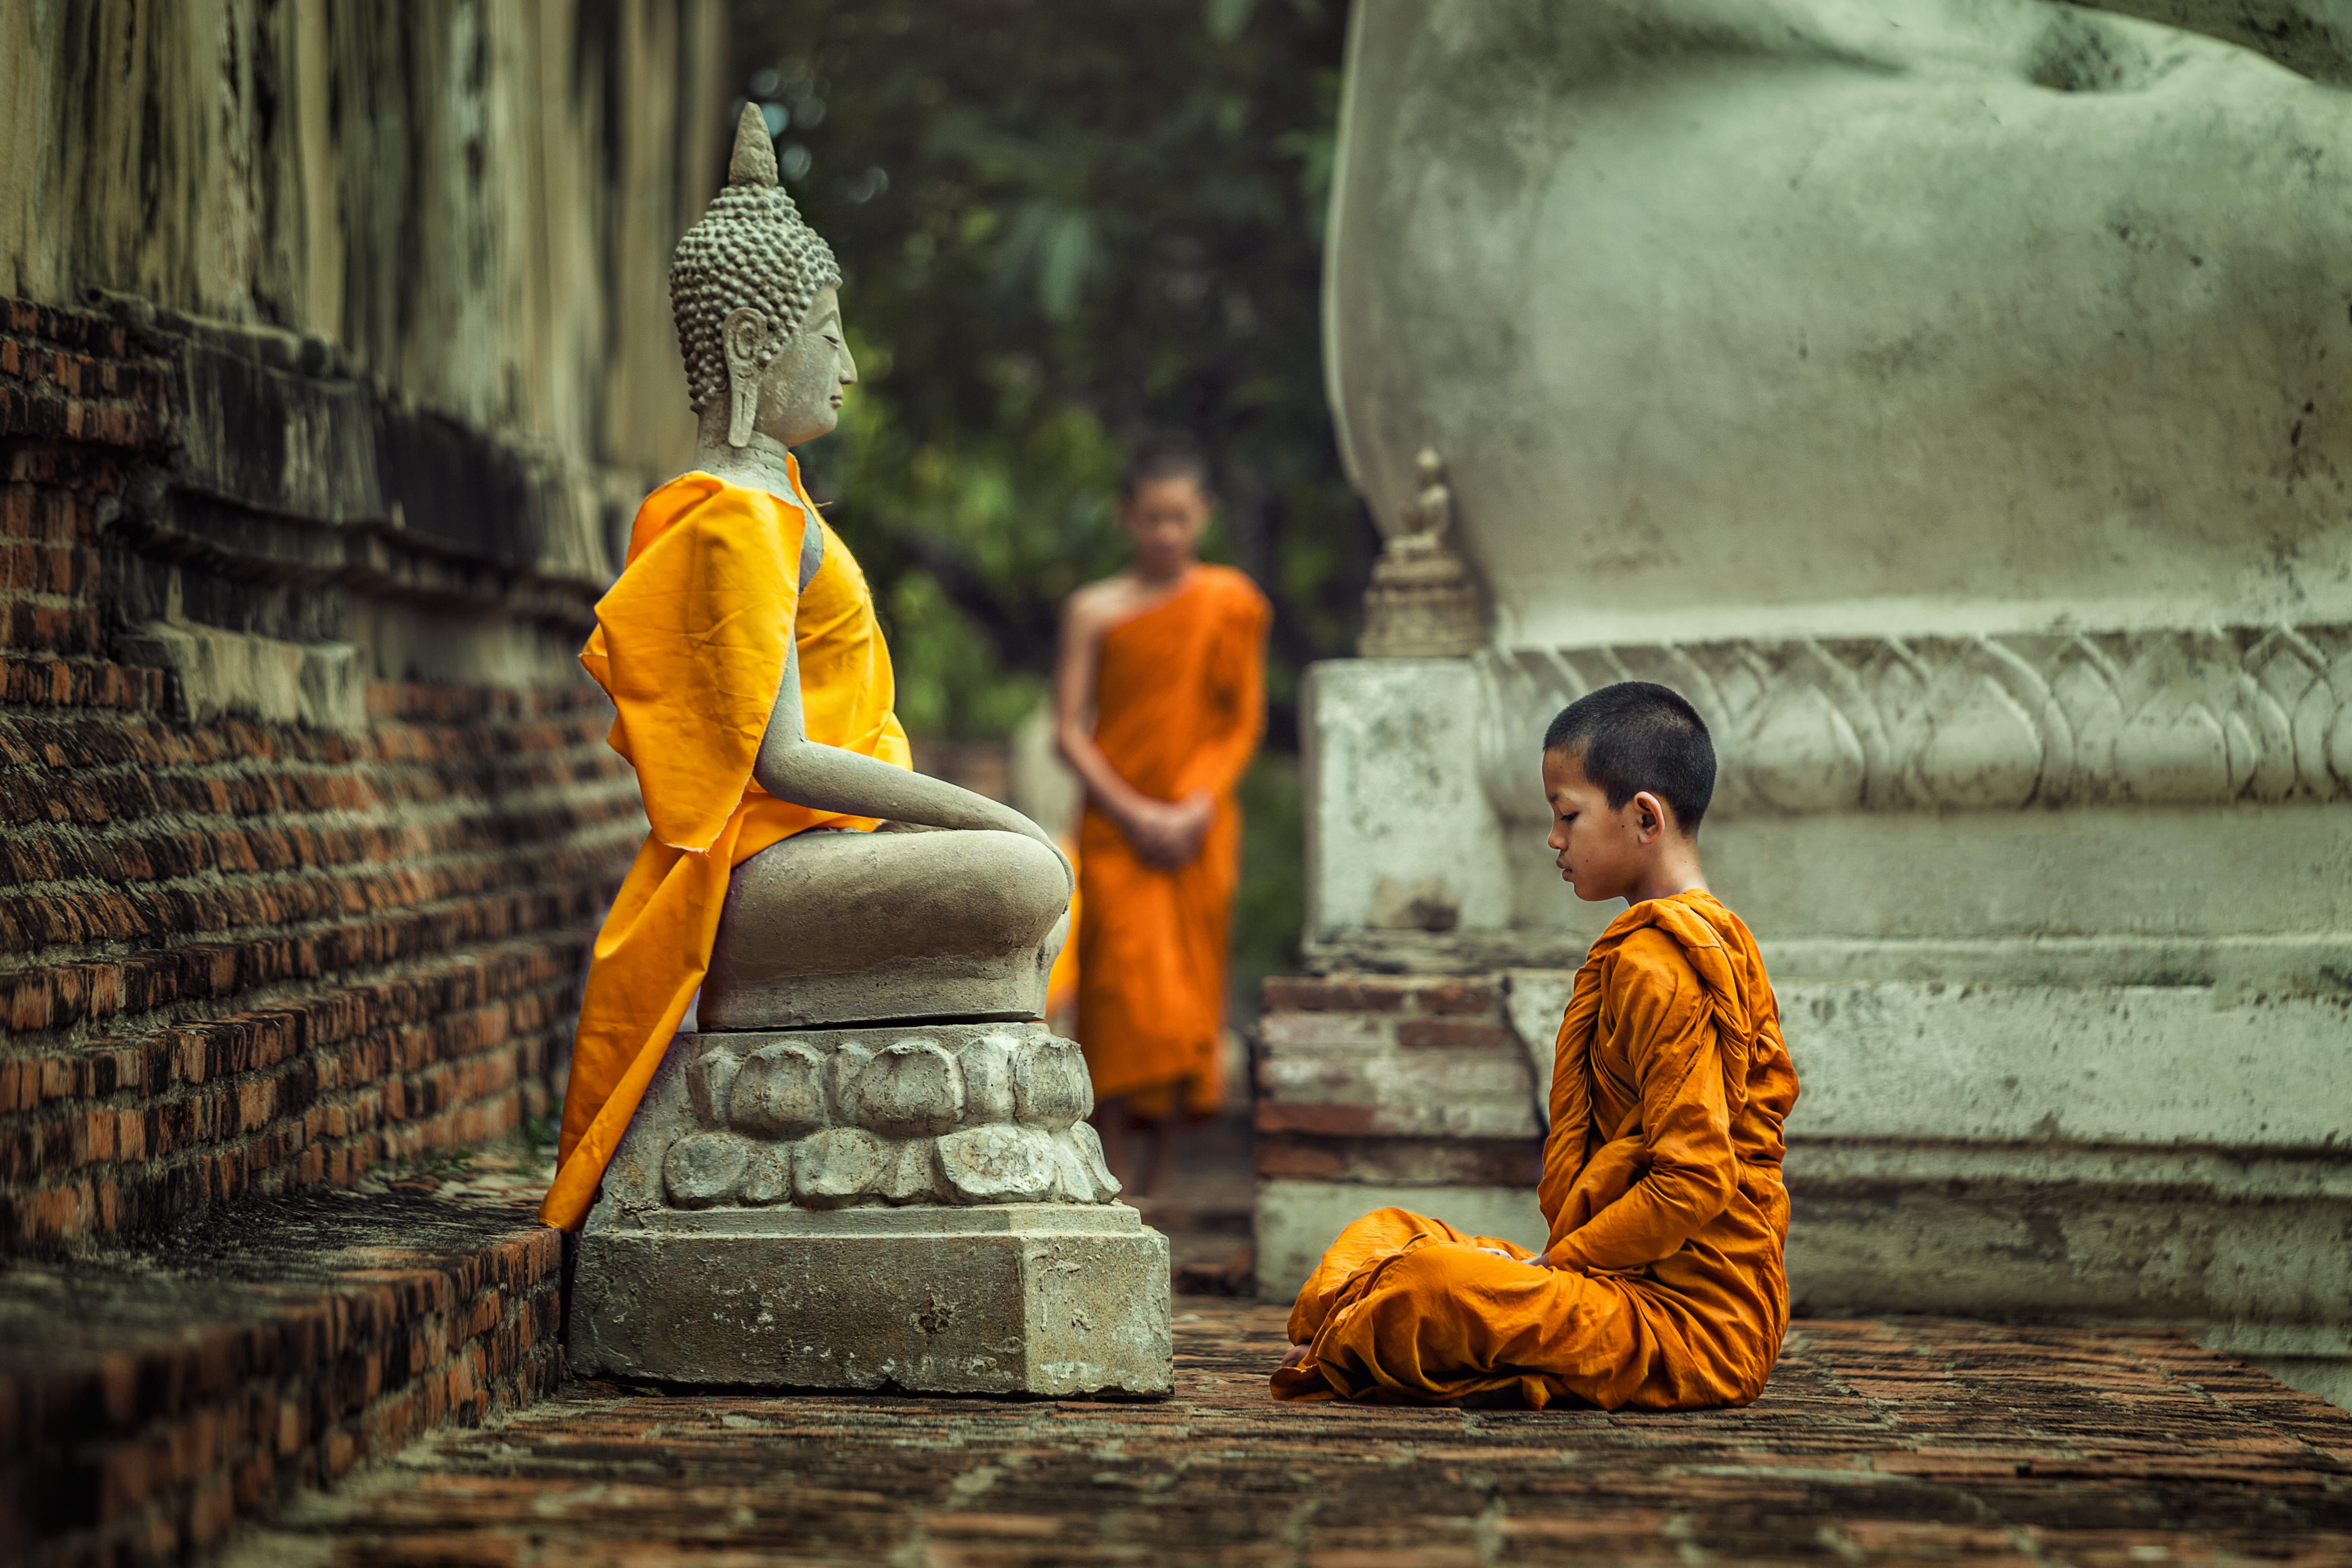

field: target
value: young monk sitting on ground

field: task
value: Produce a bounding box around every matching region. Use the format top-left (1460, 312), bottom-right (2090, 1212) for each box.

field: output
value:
top-left (1271, 681), bottom-right (1801, 1411)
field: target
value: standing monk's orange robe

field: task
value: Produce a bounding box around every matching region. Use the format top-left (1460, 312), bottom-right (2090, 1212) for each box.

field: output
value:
top-left (538, 465), bottom-right (909, 1231)
top-left (1271, 891), bottom-right (1801, 1410)
top-left (1076, 565), bottom-right (1270, 1118)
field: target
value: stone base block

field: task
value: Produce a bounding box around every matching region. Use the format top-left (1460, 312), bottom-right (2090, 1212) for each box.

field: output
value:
top-left (573, 1204), bottom-right (1171, 1396)
top-left (1788, 1142), bottom-right (2352, 1411)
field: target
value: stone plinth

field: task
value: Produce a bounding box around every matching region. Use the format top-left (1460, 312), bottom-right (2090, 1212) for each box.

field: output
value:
top-left (575, 1021), bottom-right (1171, 1396)
top-left (574, 1204), bottom-right (1169, 1395)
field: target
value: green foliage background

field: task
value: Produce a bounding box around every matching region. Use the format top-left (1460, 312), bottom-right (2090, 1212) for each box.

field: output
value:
top-left (733, 0), bottom-right (1365, 1005)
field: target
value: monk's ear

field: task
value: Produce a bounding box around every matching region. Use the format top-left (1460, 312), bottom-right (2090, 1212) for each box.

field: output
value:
top-left (1632, 790), bottom-right (1669, 846)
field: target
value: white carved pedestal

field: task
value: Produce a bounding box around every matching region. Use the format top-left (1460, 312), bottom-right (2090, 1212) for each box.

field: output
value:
top-left (573, 1021), bottom-right (1171, 1395)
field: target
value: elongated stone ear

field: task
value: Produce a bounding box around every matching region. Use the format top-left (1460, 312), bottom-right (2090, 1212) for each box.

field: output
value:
top-left (728, 373), bottom-right (759, 448)
top-left (720, 307), bottom-right (767, 448)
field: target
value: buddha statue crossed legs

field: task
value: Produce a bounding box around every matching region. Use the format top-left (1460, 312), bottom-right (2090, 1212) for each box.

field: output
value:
top-left (555, 107), bottom-right (1170, 1396)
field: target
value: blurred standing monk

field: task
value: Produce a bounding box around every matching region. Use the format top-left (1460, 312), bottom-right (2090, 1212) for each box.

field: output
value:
top-left (1055, 437), bottom-right (1270, 1195)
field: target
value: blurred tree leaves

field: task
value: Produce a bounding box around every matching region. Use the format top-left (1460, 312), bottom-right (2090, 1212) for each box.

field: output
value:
top-left (735, 0), bottom-right (1368, 745)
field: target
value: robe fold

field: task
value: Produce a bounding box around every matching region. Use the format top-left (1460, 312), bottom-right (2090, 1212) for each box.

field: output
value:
top-left (1270, 891), bottom-right (1801, 1411)
top-left (538, 465), bottom-right (909, 1231)
top-left (1075, 565), bottom-right (1270, 1118)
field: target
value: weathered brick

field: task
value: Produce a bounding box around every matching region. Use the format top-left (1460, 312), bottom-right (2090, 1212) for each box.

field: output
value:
top-left (134, 1302), bottom-right (2352, 1565)
top-left (1397, 1019), bottom-right (1519, 1051)
top-left (1255, 1132), bottom-right (1545, 1186)
top-left (1258, 1044), bottom-right (1539, 1140)
top-left (1254, 1102), bottom-right (1380, 1136)
top-left (0, 1178), bottom-right (573, 1563)
top-left (1260, 975), bottom-right (1409, 1013)
top-left (0, 344), bottom-right (621, 1255)
top-left (1409, 979), bottom-right (1498, 1015)
top-left (1258, 1011), bottom-right (1393, 1051)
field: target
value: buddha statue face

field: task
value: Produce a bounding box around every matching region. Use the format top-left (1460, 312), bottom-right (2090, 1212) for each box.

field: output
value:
top-left (673, 104), bottom-right (849, 451)
top-left (722, 286), bottom-right (857, 450)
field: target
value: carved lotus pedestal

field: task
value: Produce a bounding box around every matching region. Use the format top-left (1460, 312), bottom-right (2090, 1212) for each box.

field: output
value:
top-left (572, 1021), bottom-right (1172, 1396)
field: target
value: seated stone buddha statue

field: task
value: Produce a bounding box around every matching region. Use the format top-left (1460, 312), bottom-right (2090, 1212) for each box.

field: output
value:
top-left (538, 106), bottom-right (1074, 1234)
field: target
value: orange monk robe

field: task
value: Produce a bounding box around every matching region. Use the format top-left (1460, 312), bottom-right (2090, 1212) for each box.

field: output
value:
top-left (538, 466), bottom-right (910, 1231)
top-left (1075, 565), bottom-right (1270, 1119)
top-left (1271, 891), bottom-right (1801, 1411)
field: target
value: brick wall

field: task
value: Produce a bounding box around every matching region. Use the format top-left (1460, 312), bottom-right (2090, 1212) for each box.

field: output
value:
top-left (0, 298), bottom-right (640, 1253)
top-left (1255, 975), bottom-right (1543, 1184)
top-left (1, 1188), bottom-right (564, 1567)
top-left (1253, 972), bottom-right (1560, 1296)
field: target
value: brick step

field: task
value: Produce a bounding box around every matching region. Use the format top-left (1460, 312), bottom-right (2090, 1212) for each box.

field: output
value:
top-left (0, 1172), bottom-right (561, 1567)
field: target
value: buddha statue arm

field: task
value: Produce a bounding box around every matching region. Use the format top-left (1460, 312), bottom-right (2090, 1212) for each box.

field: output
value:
top-left (753, 633), bottom-right (1072, 887)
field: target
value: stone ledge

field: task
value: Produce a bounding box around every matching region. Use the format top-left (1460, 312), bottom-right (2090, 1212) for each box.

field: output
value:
top-left (0, 1175), bottom-right (561, 1568)
top-left (115, 622), bottom-right (366, 734)
top-left (573, 1203), bottom-right (1171, 1397)
top-left (0, 932), bottom-right (591, 1250)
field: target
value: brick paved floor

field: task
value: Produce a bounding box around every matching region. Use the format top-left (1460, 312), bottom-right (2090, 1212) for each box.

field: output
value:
top-left (223, 1302), bottom-right (2352, 1566)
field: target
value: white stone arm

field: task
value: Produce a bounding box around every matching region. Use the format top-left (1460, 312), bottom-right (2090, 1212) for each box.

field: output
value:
top-left (752, 633), bottom-right (1072, 891)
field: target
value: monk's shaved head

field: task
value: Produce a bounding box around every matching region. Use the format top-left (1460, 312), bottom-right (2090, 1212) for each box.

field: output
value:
top-left (1543, 682), bottom-right (1715, 832)
top-left (1120, 433), bottom-right (1213, 501)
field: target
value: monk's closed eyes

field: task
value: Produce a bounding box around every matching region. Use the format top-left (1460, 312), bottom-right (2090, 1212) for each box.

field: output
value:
top-left (1272, 681), bottom-right (1802, 1411)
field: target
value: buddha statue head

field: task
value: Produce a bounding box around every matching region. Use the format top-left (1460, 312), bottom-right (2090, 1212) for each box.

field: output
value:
top-left (673, 104), bottom-right (854, 450)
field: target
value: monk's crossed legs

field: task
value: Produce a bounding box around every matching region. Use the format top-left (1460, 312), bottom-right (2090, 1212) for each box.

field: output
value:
top-left (1275, 1207), bottom-right (1638, 1404)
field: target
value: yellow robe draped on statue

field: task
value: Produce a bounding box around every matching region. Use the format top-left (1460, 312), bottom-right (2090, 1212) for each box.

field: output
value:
top-left (538, 465), bottom-right (910, 1231)
top-left (1075, 566), bottom-right (1269, 1118)
top-left (1271, 891), bottom-right (1801, 1410)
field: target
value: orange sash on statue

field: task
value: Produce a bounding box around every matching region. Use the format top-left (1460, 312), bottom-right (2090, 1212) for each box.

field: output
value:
top-left (538, 465), bottom-right (909, 1230)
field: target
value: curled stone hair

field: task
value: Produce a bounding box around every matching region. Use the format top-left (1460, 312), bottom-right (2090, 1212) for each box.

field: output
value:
top-left (671, 103), bottom-right (844, 437)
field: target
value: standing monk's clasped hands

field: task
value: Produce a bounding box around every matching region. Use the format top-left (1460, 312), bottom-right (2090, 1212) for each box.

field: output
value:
top-left (1120, 788), bottom-right (1216, 868)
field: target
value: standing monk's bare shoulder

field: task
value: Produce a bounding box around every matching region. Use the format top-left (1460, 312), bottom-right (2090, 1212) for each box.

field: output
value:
top-left (1061, 574), bottom-right (1137, 649)
top-left (1067, 569), bottom-right (1187, 635)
